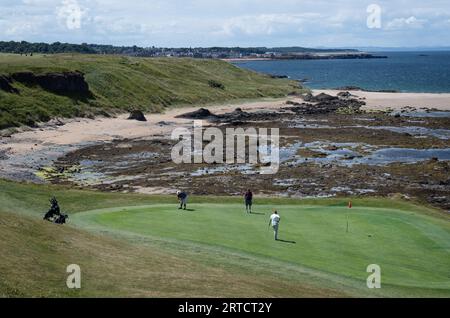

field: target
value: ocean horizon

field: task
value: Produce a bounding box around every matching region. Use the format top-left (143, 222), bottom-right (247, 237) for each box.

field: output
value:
top-left (234, 51), bottom-right (450, 93)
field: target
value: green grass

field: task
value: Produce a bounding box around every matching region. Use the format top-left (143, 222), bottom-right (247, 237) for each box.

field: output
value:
top-left (0, 53), bottom-right (304, 129)
top-left (74, 204), bottom-right (450, 294)
top-left (1, 179), bottom-right (449, 297)
top-left (3, 210), bottom-right (327, 298)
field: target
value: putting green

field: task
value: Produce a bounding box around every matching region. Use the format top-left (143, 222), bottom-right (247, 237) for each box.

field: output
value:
top-left (73, 203), bottom-right (450, 294)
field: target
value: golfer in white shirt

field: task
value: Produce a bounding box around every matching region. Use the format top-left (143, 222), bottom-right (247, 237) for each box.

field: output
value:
top-left (269, 210), bottom-right (281, 241)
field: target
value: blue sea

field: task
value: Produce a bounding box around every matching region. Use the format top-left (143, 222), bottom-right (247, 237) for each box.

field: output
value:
top-left (234, 51), bottom-right (450, 93)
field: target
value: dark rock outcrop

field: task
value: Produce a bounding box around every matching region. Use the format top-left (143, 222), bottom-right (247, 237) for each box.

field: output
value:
top-left (337, 91), bottom-right (352, 98)
top-left (127, 110), bottom-right (147, 122)
top-left (10, 71), bottom-right (91, 97)
top-left (302, 92), bottom-right (338, 103)
top-left (176, 107), bottom-right (275, 124)
top-left (302, 93), bottom-right (314, 102)
top-left (177, 92), bottom-right (366, 124)
top-left (176, 108), bottom-right (217, 120)
top-left (269, 74), bottom-right (289, 79)
top-left (287, 92), bottom-right (366, 115)
top-left (0, 75), bottom-right (18, 93)
top-left (311, 93), bottom-right (339, 102)
top-left (210, 108), bottom-right (253, 123)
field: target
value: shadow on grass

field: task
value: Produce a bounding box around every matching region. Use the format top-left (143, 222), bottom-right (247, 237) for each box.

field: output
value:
top-left (276, 239), bottom-right (297, 244)
top-left (249, 212), bottom-right (265, 215)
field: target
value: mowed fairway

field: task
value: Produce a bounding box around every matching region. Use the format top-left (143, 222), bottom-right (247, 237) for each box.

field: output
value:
top-left (73, 203), bottom-right (450, 296)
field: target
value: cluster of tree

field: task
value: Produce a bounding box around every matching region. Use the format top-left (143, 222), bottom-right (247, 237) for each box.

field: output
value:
top-left (0, 41), bottom-right (359, 57)
top-left (0, 41), bottom-right (152, 55)
top-left (0, 41), bottom-right (97, 54)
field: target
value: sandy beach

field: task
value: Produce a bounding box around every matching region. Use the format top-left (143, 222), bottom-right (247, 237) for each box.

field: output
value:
top-left (221, 58), bottom-right (273, 62)
top-left (0, 98), bottom-right (289, 156)
top-left (3, 90), bottom-right (450, 155)
top-left (314, 89), bottom-right (450, 111)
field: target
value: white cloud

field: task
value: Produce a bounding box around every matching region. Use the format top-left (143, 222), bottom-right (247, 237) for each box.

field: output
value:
top-left (0, 0), bottom-right (449, 47)
top-left (216, 12), bottom-right (353, 37)
top-left (219, 14), bottom-right (308, 36)
top-left (385, 16), bottom-right (427, 30)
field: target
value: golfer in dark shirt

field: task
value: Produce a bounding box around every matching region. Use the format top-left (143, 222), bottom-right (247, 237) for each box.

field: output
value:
top-left (177, 191), bottom-right (188, 210)
top-left (244, 189), bottom-right (253, 214)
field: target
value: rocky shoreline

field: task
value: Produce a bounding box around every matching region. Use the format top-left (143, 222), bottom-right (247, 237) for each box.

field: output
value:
top-left (226, 52), bottom-right (387, 62)
top-left (7, 92), bottom-right (447, 211)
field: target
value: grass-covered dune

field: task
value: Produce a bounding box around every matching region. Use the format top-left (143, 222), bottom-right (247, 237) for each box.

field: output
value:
top-left (0, 53), bottom-right (303, 129)
top-left (1, 179), bottom-right (449, 298)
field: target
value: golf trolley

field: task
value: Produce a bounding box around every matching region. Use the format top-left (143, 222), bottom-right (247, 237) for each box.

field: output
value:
top-left (43, 197), bottom-right (69, 224)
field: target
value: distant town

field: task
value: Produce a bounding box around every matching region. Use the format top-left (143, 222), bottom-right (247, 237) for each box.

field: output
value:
top-left (0, 41), bottom-right (387, 60)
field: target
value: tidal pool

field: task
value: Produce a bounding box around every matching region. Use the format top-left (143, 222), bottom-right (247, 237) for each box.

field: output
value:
top-left (291, 144), bottom-right (450, 166)
top-left (392, 111), bottom-right (450, 118)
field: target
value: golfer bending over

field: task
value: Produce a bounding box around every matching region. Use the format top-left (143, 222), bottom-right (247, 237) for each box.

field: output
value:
top-left (269, 210), bottom-right (281, 241)
top-left (177, 190), bottom-right (188, 210)
top-left (244, 189), bottom-right (253, 214)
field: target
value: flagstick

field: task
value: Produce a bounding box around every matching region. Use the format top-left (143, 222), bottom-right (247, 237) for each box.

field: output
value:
top-left (346, 215), bottom-right (349, 233)
top-left (346, 201), bottom-right (352, 233)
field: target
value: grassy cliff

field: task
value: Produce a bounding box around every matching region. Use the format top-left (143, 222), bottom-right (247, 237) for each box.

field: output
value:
top-left (0, 53), bottom-right (304, 129)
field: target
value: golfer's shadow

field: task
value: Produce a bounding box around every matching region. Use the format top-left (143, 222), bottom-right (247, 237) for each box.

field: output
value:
top-left (183, 209), bottom-right (196, 212)
top-left (249, 211), bottom-right (265, 215)
top-left (276, 239), bottom-right (296, 244)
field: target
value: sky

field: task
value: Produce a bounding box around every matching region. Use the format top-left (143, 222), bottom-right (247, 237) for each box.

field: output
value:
top-left (0, 0), bottom-right (449, 48)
